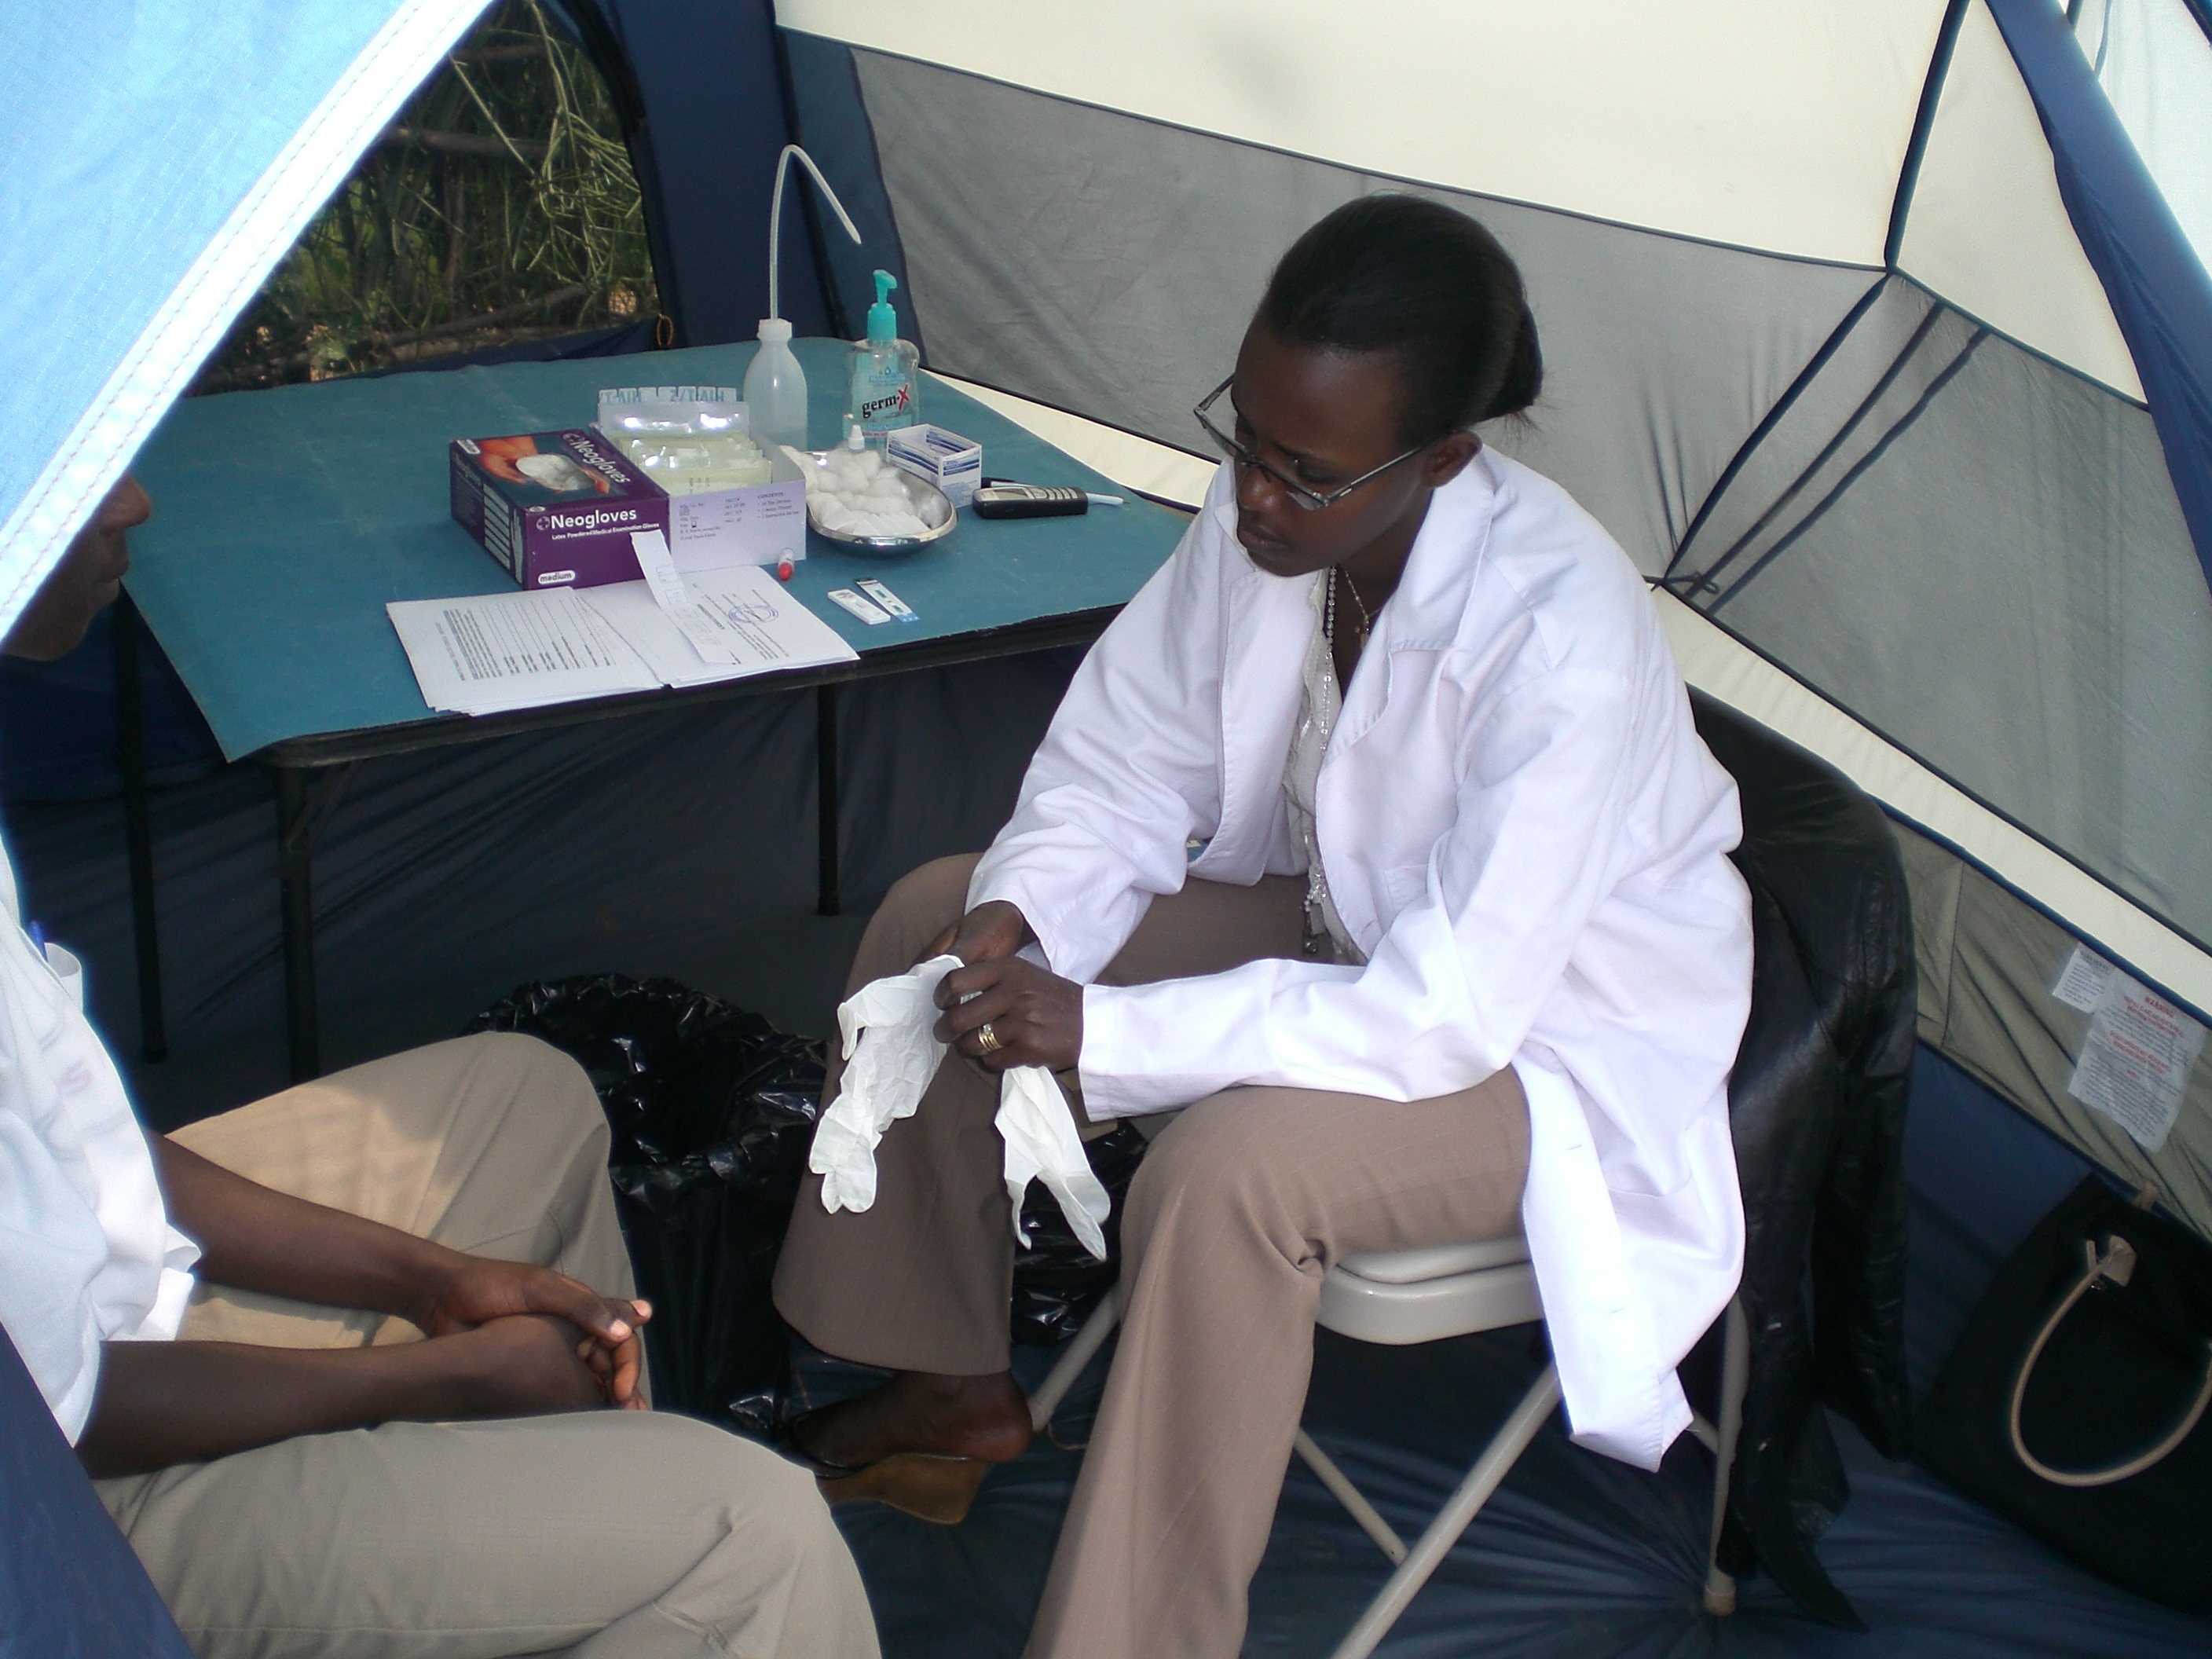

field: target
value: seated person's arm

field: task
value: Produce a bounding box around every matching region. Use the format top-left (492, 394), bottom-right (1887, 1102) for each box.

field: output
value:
top-left (79, 1310), bottom-right (604, 1478)
top-left (75, 1141), bottom-right (648, 1479)
top-left (152, 1137), bottom-right (641, 1349)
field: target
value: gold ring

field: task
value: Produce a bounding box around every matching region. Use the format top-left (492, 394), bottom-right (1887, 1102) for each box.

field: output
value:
top-left (976, 1022), bottom-right (1004, 1053)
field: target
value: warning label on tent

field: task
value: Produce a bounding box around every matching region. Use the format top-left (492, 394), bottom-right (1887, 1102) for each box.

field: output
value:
top-left (2052, 947), bottom-right (2205, 1154)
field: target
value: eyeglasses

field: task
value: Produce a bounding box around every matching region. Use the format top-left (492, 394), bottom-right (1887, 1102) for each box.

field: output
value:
top-left (1192, 375), bottom-right (1429, 512)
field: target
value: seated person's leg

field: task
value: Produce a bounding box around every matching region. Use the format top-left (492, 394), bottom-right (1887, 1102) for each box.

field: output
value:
top-left (171, 1031), bottom-right (631, 1359)
top-left (771, 857), bottom-right (1311, 1483)
top-left (1027, 1075), bottom-right (1532, 1659)
top-left (773, 855), bottom-right (1031, 1472)
top-left (103, 1407), bottom-right (879, 1659)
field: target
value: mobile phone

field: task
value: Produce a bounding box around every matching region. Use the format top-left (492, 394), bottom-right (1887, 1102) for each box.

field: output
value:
top-left (972, 482), bottom-right (1089, 518)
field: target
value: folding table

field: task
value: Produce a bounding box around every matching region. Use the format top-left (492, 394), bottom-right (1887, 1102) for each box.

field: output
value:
top-left (119, 339), bottom-right (1189, 1079)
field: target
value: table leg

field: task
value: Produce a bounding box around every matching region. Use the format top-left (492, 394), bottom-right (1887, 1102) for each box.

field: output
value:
top-left (817, 683), bottom-right (841, 917)
top-left (276, 768), bottom-right (320, 1082)
top-left (112, 595), bottom-right (167, 1064)
top-left (273, 762), bottom-right (357, 1082)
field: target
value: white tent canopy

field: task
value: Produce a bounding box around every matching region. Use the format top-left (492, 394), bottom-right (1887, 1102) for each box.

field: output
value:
top-left (776, 0), bottom-right (2212, 1229)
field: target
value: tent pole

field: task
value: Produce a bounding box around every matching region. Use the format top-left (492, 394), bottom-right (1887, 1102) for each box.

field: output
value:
top-left (817, 683), bottom-right (841, 916)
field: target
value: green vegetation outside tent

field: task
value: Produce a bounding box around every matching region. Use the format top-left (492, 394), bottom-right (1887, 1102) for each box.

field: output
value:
top-left (191, 0), bottom-right (657, 395)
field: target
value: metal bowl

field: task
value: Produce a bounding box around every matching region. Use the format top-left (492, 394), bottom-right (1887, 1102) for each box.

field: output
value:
top-left (795, 448), bottom-right (957, 557)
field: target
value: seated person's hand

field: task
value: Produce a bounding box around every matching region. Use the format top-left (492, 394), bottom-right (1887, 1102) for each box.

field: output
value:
top-left (925, 899), bottom-right (1031, 967)
top-left (456, 1313), bottom-right (621, 1416)
top-left (934, 954), bottom-right (1083, 1074)
top-left (418, 1257), bottom-right (650, 1408)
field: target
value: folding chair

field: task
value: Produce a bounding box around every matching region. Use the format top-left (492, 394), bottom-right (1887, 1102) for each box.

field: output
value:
top-left (1028, 1233), bottom-right (1749, 1659)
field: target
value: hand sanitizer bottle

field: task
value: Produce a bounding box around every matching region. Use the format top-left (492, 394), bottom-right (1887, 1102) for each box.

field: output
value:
top-left (745, 317), bottom-right (809, 452)
top-left (845, 270), bottom-right (921, 450)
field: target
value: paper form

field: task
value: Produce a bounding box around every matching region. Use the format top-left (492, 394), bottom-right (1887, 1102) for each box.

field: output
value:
top-left (386, 588), bottom-right (659, 715)
top-left (577, 565), bottom-right (857, 687)
top-left (627, 529), bottom-right (739, 667)
top-left (390, 568), bottom-right (859, 713)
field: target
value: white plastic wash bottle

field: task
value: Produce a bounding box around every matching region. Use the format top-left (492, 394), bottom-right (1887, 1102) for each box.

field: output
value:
top-left (845, 270), bottom-right (920, 449)
top-left (745, 317), bottom-right (809, 452)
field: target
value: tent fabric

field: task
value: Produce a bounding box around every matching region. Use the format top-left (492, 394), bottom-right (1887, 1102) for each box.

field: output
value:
top-left (584, 0), bottom-right (837, 348)
top-left (775, 0), bottom-right (2152, 397)
top-left (1896, 1), bottom-right (2141, 400)
top-left (842, 46), bottom-right (1882, 564)
top-left (0, 1323), bottom-right (196, 1659)
top-left (777, 1), bottom-right (1943, 267)
top-left (1987, 0), bottom-right (2212, 597)
top-left (797, 30), bottom-right (2212, 958)
top-left (1668, 276), bottom-right (2212, 949)
top-left (1895, 817), bottom-right (2212, 1241)
top-left (0, 0), bottom-right (487, 640)
top-left (781, 26), bottom-right (928, 353)
top-left (2078, 0), bottom-right (2212, 278)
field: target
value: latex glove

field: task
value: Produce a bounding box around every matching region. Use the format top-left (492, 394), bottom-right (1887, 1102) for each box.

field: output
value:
top-left (811, 954), bottom-right (962, 1212)
top-left (998, 1065), bottom-right (1110, 1262)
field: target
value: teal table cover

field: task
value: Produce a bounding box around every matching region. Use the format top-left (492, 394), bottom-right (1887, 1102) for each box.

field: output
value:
top-left (125, 339), bottom-right (1191, 760)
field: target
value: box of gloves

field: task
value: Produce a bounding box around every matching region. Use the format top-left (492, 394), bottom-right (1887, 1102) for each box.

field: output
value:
top-left (451, 403), bottom-right (812, 591)
top-left (449, 429), bottom-right (671, 589)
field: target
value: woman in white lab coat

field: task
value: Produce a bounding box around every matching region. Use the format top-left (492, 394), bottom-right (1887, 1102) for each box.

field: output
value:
top-left (773, 196), bottom-right (1753, 1659)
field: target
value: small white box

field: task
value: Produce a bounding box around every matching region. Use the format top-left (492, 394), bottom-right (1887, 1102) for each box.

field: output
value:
top-left (887, 424), bottom-right (983, 508)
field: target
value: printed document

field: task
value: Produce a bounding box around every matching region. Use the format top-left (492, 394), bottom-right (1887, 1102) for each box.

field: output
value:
top-left (386, 588), bottom-right (658, 715)
top-left (579, 562), bottom-right (856, 687)
top-left (388, 566), bottom-right (858, 714)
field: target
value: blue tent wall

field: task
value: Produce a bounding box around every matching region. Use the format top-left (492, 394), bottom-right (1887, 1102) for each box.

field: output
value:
top-left (1990, 0), bottom-right (2212, 595)
top-left (582, 0), bottom-right (840, 349)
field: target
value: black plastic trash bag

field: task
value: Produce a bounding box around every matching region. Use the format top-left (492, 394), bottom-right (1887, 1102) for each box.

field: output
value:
top-left (468, 976), bottom-right (823, 1438)
top-left (1011, 1122), bottom-right (1151, 1346)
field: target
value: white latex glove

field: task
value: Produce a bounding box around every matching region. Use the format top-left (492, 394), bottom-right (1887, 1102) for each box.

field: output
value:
top-left (998, 1067), bottom-right (1111, 1261)
top-left (813, 956), bottom-right (1114, 1262)
top-left (811, 954), bottom-right (961, 1213)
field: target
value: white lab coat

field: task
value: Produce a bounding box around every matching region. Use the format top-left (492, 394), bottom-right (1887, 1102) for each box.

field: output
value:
top-left (969, 454), bottom-right (1752, 1468)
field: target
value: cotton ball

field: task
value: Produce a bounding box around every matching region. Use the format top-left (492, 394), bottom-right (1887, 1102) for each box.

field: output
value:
top-left (918, 493), bottom-right (950, 529)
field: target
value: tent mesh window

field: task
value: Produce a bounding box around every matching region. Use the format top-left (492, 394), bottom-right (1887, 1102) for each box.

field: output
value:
top-left (189, 0), bottom-right (657, 394)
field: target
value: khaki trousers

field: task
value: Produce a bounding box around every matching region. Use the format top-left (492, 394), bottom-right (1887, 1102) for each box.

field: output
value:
top-left (98, 1032), bottom-right (878, 1659)
top-left (774, 857), bottom-right (1531, 1659)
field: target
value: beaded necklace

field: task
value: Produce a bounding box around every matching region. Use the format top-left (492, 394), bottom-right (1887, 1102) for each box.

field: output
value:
top-left (1326, 566), bottom-right (1377, 651)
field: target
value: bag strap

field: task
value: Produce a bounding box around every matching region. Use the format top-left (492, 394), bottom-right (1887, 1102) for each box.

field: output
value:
top-left (2007, 1234), bottom-right (2212, 1489)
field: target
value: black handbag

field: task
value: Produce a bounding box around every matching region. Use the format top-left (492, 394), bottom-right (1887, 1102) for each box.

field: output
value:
top-left (1917, 1175), bottom-right (2212, 1612)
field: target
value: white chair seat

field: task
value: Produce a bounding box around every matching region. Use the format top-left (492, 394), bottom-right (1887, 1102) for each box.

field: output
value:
top-left (1335, 1233), bottom-right (1530, 1284)
top-left (1320, 1241), bottom-right (1542, 1348)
